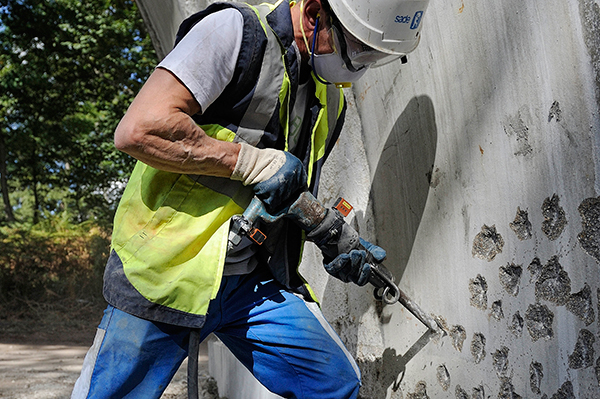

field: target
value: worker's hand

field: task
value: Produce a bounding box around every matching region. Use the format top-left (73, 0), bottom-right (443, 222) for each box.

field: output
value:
top-left (323, 238), bottom-right (386, 286)
top-left (306, 208), bottom-right (359, 259)
top-left (231, 143), bottom-right (307, 214)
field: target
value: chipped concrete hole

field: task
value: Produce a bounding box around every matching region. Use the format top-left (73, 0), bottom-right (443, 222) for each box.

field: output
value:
top-left (490, 300), bottom-right (504, 321)
top-left (449, 325), bottom-right (466, 352)
top-left (472, 224), bottom-right (504, 261)
top-left (534, 256), bottom-right (571, 305)
top-left (471, 385), bottom-right (485, 399)
top-left (492, 346), bottom-right (510, 378)
top-left (455, 385), bottom-right (469, 399)
top-left (528, 257), bottom-right (543, 283)
top-left (435, 364), bottom-right (450, 391)
top-left (578, 196), bottom-right (600, 263)
top-left (530, 361), bottom-right (543, 395)
top-left (499, 263), bottom-right (522, 296)
top-left (405, 381), bottom-right (429, 399)
top-left (469, 274), bottom-right (488, 310)
top-left (503, 112), bottom-right (533, 156)
top-left (470, 333), bottom-right (486, 364)
top-left (498, 378), bottom-right (521, 399)
top-left (566, 283), bottom-right (595, 326)
top-left (509, 312), bottom-right (524, 337)
top-left (552, 381), bottom-right (575, 399)
top-left (596, 357), bottom-right (600, 386)
top-left (568, 329), bottom-right (595, 369)
top-left (525, 303), bottom-right (554, 341)
top-left (541, 194), bottom-right (567, 240)
top-left (548, 100), bottom-right (563, 122)
top-left (510, 207), bottom-right (533, 240)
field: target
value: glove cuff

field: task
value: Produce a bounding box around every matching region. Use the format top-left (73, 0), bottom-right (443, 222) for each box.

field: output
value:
top-left (231, 143), bottom-right (286, 186)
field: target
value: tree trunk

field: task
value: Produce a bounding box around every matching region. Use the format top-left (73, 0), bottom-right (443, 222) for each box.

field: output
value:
top-left (0, 130), bottom-right (15, 222)
top-left (31, 149), bottom-right (40, 225)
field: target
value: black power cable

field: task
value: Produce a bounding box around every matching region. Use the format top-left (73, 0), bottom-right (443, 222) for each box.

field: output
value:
top-left (188, 329), bottom-right (201, 399)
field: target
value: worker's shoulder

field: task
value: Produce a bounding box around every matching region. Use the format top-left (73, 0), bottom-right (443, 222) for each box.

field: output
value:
top-left (188, 7), bottom-right (244, 31)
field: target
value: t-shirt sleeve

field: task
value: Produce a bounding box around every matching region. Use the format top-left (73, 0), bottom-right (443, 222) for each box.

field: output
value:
top-left (157, 8), bottom-right (244, 113)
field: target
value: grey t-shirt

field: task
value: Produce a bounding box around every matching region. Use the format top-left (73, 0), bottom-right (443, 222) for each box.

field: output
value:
top-left (158, 9), bottom-right (307, 275)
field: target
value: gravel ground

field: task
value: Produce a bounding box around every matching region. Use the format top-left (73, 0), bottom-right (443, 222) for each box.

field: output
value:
top-left (0, 342), bottom-right (217, 399)
top-left (0, 300), bottom-right (220, 399)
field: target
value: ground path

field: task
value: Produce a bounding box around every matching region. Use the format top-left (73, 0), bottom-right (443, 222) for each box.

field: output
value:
top-left (0, 300), bottom-right (213, 399)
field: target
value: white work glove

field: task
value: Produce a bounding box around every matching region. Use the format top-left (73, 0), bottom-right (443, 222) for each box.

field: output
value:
top-left (231, 143), bottom-right (307, 213)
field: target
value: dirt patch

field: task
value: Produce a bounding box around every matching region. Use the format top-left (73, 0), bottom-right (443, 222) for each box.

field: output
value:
top-left (0, 299), bottom-right (105, 346)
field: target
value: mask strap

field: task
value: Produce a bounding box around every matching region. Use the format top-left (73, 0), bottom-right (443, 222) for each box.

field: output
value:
top-left (331, 23), bottom-right (364, 73)
top-left (310, 15), bottom-right (331, 85)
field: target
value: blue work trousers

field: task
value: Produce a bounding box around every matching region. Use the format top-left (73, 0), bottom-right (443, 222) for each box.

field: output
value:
top-left (71, 267), bottom-right (361, 399)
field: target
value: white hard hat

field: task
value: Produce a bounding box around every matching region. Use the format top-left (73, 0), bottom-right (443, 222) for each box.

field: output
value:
top-left (326, 0), bottom-right (430, 60)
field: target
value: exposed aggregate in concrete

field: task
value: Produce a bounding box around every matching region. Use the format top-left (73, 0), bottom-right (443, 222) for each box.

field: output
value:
top-left (509, 312), bottom-right (524, 337)
top-left (455, 385), bottom-right (468, 399)
top-left (472, 224), bottom-right (504, 261)
top-left (498, 378), bottom-right (522, 399)
top-left (499, 263), bottom-right (523, 296)
top-left (503, 113), bottom-right (533, 157)
top-left (406, 381), bottom-right (429, 399)
top-left (467, 385), bottom-right (484, 399)
top-left (525, 303), bottom-right (554, 341)
top-left (436, 364), bottom-right (451, 391)
top-left (566, 283), bottom-right (595, 326)
top-left (492, 347), bottom-right (510, 378)
top-left (470, 333), bottom-right (486, 364)
top-left (541, 194), bottom-right (567, 240)
top-left (528, 257), bottom-right (543, 283)
top-left (450, 325), bottom-right (466, 352)
top-left (578, 197), bottom-right (600, 263)
top-left (568, 329), bottom-right (595, 369)
top-left (401, 194), bottom-right (599, 397)
top-left (548, 100), bottom-right (562, 122)
top-left (510, 207), bottom-right (532, 240)
top-left (471, 386), bottom-right (485, 399)
top-left (469, 274), bottom-right (488, 310)
top-left (534, 256), bottom-right (571, 306)
top-left (550, 381), bottom-right (574, 399)
top-left (490, 300), bottom-right (504, 321)
top-left (530, 361), bottom-right (543, 395)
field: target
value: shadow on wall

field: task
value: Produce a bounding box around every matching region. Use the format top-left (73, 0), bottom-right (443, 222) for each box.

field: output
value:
top-left (370, 95), bottom-right (438, 282)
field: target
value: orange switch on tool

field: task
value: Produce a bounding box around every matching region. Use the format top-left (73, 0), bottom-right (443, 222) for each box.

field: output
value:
top-left (333, 197), bottom-right (353, 217)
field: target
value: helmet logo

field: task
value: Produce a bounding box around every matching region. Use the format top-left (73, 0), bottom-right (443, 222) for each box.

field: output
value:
top-left (395, 11), bottom-right (424, 30)
top-left (411, 11), bottom-right (424, 30)
top-left (394, 15), bottom-right (411, 24)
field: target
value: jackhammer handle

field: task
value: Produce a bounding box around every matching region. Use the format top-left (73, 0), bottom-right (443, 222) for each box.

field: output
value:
top-left (242, 192), bottom-right (327, 230)
top-left (366, 257), bottom-right (400, 305)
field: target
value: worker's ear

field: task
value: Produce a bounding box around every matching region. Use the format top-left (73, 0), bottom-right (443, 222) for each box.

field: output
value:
top-left (301, 0), bottom-right (322, 31)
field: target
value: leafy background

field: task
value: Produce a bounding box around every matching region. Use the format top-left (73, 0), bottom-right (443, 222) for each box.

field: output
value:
top-left (0, 0), bottom-right (156, 332)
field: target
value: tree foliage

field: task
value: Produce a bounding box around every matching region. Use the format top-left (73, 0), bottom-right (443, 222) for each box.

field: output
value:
top-left (0, 0), bottom-right (156, 225)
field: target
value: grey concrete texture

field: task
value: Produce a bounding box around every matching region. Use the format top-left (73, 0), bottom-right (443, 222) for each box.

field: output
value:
top-left (137, 0), bottom-right (600, 398)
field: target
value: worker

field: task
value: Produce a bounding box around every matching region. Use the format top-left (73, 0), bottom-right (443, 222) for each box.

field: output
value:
top-left (71, 0), bottom-right (428, 398)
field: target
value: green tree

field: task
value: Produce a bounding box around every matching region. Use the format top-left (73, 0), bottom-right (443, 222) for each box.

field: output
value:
top-left (0, 0), bottom-right (156, 225)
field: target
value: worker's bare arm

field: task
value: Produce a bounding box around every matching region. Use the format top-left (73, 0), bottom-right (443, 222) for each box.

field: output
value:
top-left (114, 67), bottom-right (240, 177)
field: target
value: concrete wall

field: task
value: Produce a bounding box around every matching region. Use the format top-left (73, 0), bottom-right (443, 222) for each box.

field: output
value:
top-left (137, 0), bottom-right (600, 397)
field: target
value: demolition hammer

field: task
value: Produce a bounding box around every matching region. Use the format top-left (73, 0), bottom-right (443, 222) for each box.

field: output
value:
top-left (228, 191), bottom-right (444, 335)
